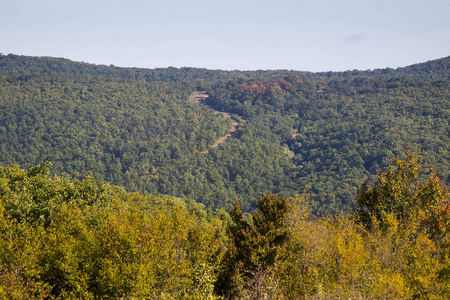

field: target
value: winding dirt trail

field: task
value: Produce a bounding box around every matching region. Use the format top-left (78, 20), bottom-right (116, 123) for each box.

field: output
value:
top-left (189, 91), bottom-right (241, 153)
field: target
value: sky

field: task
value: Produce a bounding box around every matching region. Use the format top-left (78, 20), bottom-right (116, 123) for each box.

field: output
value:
top-left (1, 0), bottom-right (449, 72)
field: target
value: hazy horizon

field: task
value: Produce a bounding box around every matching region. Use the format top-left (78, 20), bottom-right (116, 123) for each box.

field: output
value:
top-left (2, 0), bottom-right (449, 72)
top-left (2, 52), bottom-right (448, 73)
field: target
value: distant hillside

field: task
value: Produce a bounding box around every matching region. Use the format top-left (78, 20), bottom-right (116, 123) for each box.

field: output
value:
top-left (0, 53), bottom-right (291, 83)
top-left (309, 56), bottom-right (449, 80)
top-left (203, 75), bottom-right (449, 212)
top-left (0, 53), bottom-right (448, 213)
top-left (0, 73), bottom-right (230, 195)
top-left (1, 53), bottom-right (449, 82)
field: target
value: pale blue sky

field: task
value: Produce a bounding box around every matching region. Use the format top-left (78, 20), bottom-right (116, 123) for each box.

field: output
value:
top-left (2, 0), bottom-right (449, 71)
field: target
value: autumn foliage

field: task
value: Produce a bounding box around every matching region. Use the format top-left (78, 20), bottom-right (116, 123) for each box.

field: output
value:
top-left (0, 152), bottom-right (449, 299)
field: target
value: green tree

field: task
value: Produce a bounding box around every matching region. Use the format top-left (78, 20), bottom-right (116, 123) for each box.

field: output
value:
top-left (355, 151), bottom-right (450, 243)
top-left (215, 194), bottom-right (289, 298)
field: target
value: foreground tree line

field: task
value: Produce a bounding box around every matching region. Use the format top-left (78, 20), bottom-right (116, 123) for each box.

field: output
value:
top-left (0, 152), bottom-right (449, 299)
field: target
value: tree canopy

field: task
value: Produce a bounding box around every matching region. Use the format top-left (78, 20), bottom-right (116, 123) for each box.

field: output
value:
top-left (0, 54), bottom-right (448, 213)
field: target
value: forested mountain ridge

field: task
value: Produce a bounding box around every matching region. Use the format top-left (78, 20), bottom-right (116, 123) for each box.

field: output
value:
top-left (1, 53), bottom-right (449, 82)
top-left (0, 53), bottom-right (294, 83)
top-left (0, 53), bottom-right (449, 213)
top-left (310, 55), bottom-right (449, 80)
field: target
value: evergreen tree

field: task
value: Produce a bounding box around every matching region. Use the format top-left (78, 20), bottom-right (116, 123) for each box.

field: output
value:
top-left (215, 194), bottom-right (289, 298)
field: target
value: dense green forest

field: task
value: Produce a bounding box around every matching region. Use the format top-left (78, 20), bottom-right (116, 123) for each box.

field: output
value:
top-left (0, 54), bottom-right (448, 212)
top-left (1, 53), bottom-right (449, 82)
top-left (203, 75), bottom-right (449, 212)
top-left (0, 74), bottom-right (231, 194)
top-left (0, 54), bottom-right (449, 298)
top-left (0, 153), bottom-right (449, 298)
